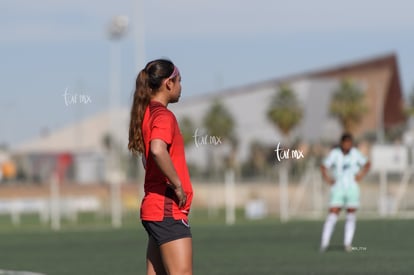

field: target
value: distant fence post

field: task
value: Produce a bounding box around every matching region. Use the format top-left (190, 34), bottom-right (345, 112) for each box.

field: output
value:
top-left (50, 173), bottom-right (61, 230)
top-left (11, 202), bottom-right (20, 226)
top-left (109, 170), bottom-right (123, 229)
top-left (279, 163), bottom-right (289, 222)
top-left (225, 169), bottom-right (236, 225)
top-left (378, 170), bottom-right (388, 216)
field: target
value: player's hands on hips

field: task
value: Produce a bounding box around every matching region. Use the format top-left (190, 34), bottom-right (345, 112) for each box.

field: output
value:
top-left (324, 176), bottom-right (335, 185)
top-left (174, 185), bottom-right (187, 208)
top-left (355, 173), bottom-right (363, 182)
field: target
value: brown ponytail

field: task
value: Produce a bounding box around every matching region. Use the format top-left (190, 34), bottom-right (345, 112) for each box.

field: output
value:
top-left (128, 70), bottom-right (151, 155)
top-left (128, 59), bottom-right (175, 156)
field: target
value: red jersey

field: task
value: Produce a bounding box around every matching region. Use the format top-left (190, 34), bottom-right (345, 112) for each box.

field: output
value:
top-left (141, 100), bottom-right (193, 221)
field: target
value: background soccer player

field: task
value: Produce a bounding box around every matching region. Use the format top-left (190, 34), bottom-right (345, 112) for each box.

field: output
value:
top-left (128, 59), bottom-right (193, 274)
top-left (320, 133), bottom-right (370, 252)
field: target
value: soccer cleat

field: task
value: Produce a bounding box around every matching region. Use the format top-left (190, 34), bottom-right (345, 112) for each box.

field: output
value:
top-left (344, 245), bottom-right (352, 252)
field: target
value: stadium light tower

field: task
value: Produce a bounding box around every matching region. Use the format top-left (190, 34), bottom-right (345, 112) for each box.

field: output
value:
top-left (133, 0), bottom-right (146, 74)
top-left (107, 15), bottom-right (128, 228)
top-left (132, 0), bottom-right (147, 207)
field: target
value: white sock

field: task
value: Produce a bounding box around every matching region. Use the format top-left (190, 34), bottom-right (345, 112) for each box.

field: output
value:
top-left (321, 213), bottom-right (338, 248)
top-left (344, 213), bottom-right (356, 246)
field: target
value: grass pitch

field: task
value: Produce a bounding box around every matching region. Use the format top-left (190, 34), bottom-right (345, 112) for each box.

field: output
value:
top-left (0, 213), bottom-right (413, 275)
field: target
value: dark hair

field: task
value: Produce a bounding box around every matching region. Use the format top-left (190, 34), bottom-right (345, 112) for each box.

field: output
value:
top-left (128, 59), bottom-right (176, 156)
top-left (340, 133), bottom-right (353, 143)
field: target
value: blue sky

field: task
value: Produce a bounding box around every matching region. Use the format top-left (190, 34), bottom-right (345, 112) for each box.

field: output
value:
top-left (1, 0), bottom-right (414, 147)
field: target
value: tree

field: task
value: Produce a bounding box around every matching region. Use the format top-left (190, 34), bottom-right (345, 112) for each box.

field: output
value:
top-left (266, 85), bottom-right (303, 222)
top-left (203, 99), bottom-right (237, 175)
top-left (267, 85), bottom-right (303, 140)
top-left (102, 132), bottom-right (131, 181)
top-left (179, 116), bottom-right (196, 148)
top-left (203, 99), bottom-right (236, 143)
top-left (241, 140), bottom-right (271, 179)
top-left (330, 79), bottom-right (368, 134)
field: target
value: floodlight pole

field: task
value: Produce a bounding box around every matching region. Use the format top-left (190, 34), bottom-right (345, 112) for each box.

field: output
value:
top-left (107, 15), bottom-right (128, 228)
top-left (133, 0), bottom-right (147, 206)
top-left (133, 0), bottom-right (146, 73)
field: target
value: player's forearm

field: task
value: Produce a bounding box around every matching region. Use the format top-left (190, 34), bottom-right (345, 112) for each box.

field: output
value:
top-left (320, 165), bottom-right (334, 184)
top-left (357, 161), bottom-right (371, 179)
top-left (150, 145), bottom-right (182, 189)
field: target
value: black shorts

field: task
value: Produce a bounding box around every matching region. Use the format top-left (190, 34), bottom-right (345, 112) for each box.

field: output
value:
top-left (142, 217), bottom-right (192, 246)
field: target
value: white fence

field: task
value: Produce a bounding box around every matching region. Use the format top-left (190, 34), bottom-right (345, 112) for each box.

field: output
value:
top-left (0, 197), bottom-right (101, 226)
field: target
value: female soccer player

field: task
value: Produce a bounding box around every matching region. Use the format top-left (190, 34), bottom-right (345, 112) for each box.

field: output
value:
top-left (128, 59), bottom-right (193, 274)
top-left (320, 133), bottom-right (370, 252)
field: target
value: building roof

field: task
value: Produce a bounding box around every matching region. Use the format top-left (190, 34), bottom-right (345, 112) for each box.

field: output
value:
top-left (179, 52), bottom-right (405, 134)
top-left (14, 109), bottom-right (130, 154)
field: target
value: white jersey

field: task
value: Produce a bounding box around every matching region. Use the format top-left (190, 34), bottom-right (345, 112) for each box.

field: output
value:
top-left (323, 147), bottom-right (367, 188)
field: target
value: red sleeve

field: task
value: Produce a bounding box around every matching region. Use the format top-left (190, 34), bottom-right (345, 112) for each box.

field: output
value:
top-left (150, 110), bottom-right (175, 145)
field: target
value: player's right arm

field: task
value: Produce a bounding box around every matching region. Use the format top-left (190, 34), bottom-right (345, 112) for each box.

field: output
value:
top-left (150, 139), bottom-right (187, 208)
top-left (149, 110), bottom-right (186, 208)
top-left (321, 149), bottom-right (336, 185)
top-left (320, 165), bottom-right (335, 185)
top-left (354, 149), bottom-right (371, 182)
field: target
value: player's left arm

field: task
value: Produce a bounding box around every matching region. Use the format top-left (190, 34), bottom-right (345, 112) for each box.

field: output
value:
top-left (355, 150), bottom-right (371, 182)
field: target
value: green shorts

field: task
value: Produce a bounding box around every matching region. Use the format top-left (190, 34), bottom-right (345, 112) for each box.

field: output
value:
top-left (329, 183), bottom-right (360, 209)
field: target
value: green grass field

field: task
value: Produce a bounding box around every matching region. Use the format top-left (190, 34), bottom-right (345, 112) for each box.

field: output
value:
top-left (0, 212), bottom-right (413, 275)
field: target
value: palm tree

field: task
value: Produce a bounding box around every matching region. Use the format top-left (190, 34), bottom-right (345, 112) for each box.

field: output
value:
top-left (203, 99), bottom-right (236, 143)
top-left (266, 84), bottom-right (303, 222)
top-left (330, 79), bottom-right (368, 134)
top-left (179, 116), bottom-right (196, 148)
top-left (267, 85), bottom-right (303, 140)
top-left (203, 99), bottom-right (237, 175)
top-left (203, 99), bottom-right (237, 223)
